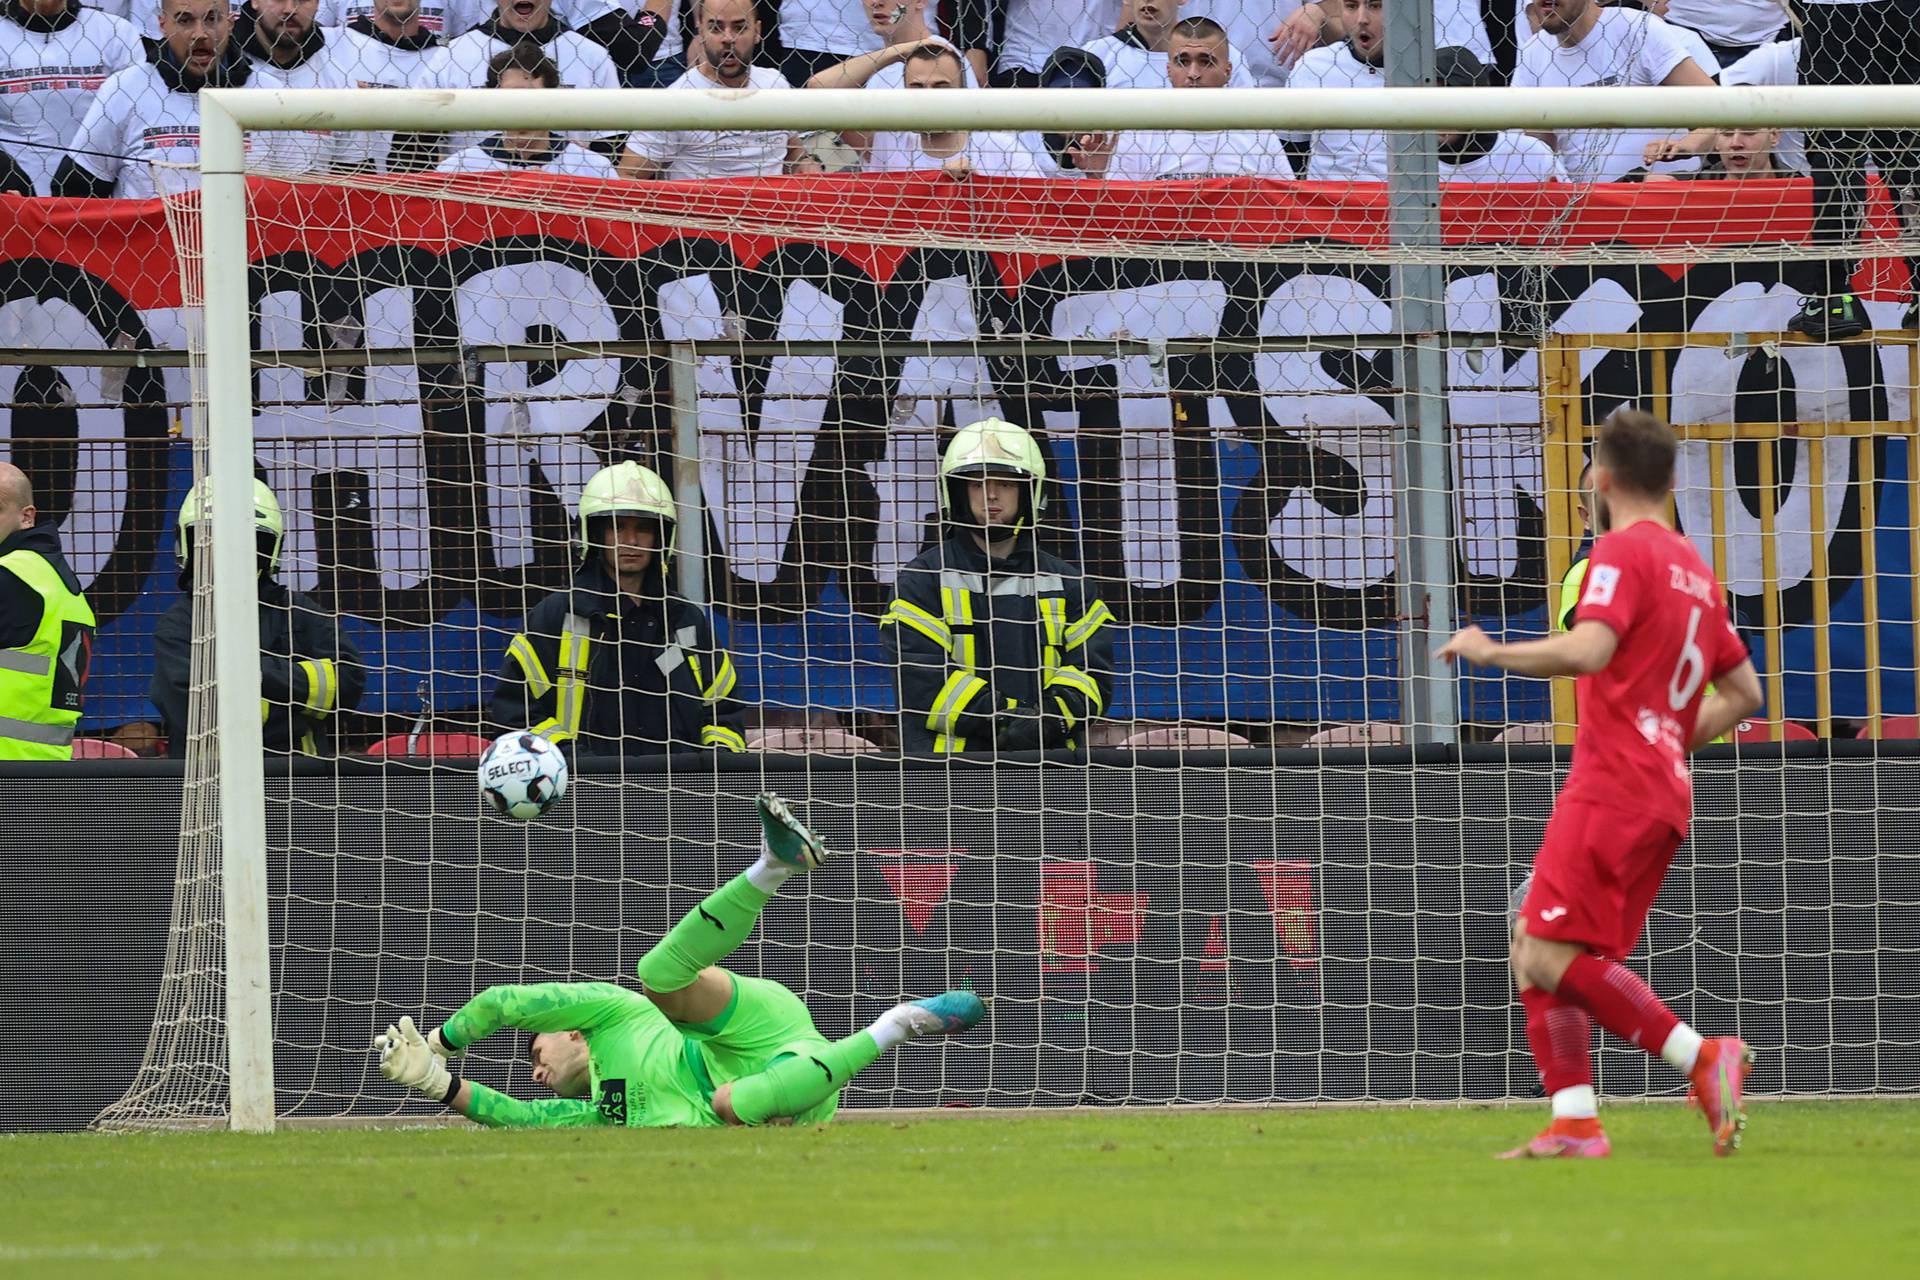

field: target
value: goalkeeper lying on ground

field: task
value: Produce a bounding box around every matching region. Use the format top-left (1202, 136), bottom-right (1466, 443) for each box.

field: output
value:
top-left (372, 793), bottom-right (985, 1127)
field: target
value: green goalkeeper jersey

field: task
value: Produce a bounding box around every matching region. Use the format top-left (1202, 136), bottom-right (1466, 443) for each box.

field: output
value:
top-left (438, 982), bottom-right (720, 1129)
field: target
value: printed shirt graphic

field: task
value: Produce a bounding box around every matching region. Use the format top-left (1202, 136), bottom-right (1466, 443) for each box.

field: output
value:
top-left (0, 7), bottom-right (145, 194)
top-left (1561, 519), bottom-right (1749, 833)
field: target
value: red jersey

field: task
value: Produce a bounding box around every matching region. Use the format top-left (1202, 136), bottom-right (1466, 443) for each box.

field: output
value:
top-left (1561, 520), bottom-right (1749, 834)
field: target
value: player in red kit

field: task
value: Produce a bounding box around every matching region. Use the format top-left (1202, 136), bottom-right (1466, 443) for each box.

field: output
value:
top-left (1439, 410), bottom-right (1765, 1159)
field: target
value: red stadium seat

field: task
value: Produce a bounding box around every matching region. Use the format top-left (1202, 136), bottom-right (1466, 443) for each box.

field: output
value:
top-left (1303, 722), bottom-right (1403, 748)
top-left (364, 732), bottom-right (493, 759)
top-left (70, 737), bottom-right (139, 759)
top-left (1862, 715), bottom-right (1920, 740)
top-left (1733, 719), bottom-right (1817, 745)
top-left (1492, 723), bottom-right (1556, 744)
top-left (746, 728), bottom-right (880, 755)
top-left (1121, 726), bottom-right (1252, 749)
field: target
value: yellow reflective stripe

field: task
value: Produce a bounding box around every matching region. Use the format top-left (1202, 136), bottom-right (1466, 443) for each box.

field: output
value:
top-left (932, 733), bottom-right (966, 754)
top-left (530, 714), bottom-right (569, 743)
top-left (549, 632), bottom-right (591, 742)
top-left (1053, 694), bottom-right (1076, 732)
top-left (1064, 600), bottom-right (1113, 651)
top-left (883, 600), bottom-right (953, 650)
top-left (296, 658), bottom-right (337, 714)
top-left (260, 698), bottom-right (270, 724)
top-left (701, 652), bottom-right (738, 703)
top-left (701, 724), bottom-right (747, 752)
top-left (938, 586), bottom-right (977, 672)
top-left (686, 652), bottom-right (704, 690)
top-left (506, 634), bottom-right (552, 699)
top-left (299, 730), bottom-right (318, 756)
top-left (940, 585), bottom-right (974, 628)
top-left (1039, 596), bottom-right (1067, 648)
top-left (1045, 664), bottom-right (1104, 714)
top-left (926, 669), bottom-right (988, 736)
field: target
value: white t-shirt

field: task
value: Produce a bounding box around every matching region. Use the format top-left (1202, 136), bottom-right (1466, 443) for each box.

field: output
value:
top-left (864, 42), bottom-right (981, 167)
top-left (1514, 9), bottom-right (1705, 183)
top-left (66, 60), bottom-right (348, 197)
top-left (327, 24), bottom-right (443, 169)
top-left (316, 0), bottom-right (483, 38)
top-left (1652, 0), bottom-right (1785, 49)
top-left (1080, 31), bottom-right (1255, 89)
top-left (779, 0), bottom-right (875, 56)
top-left (247, 35), bottom-right (383, 169)
top-left (330, 22), bottom-right (444, 89)
top-left (1283, 41), bottom-right (1386, 182)
top-left (1181, 0), bottom-right (1489, 88)
top-left (0, 6), bottom-right (146, 195)
top-left (439, 137), bottom-right (617, 176)
top-left (623, 64), bottom-right (793, 178)
top-left (867, 129), bottom-right (1046, 175)
top-left (1440, 130), bottom-right (1567, 183)
top-left (998, 0), bottom-right (1122, 74)
top-left (433, 25), bottom-right (621, 151)
top-left (1105, 127), bottom-right (1293, 180)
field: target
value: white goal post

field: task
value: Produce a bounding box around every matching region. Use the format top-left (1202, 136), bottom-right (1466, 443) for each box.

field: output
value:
top-left (172, 83), bottom-right (1920, 1133)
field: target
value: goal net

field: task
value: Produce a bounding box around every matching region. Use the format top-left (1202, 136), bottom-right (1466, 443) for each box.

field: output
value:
top-left (82, 83), bottom-right (1920, 1130)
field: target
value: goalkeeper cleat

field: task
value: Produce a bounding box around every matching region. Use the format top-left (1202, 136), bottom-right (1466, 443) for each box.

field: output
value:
top-left (1496, 1118), bottom-right (1611, 1160)
top-left (1687, 1036), bottom-right (1754, 1157)
top-left (892, 990), bottom-right (989, 1039)
top-left (756, 791), bottom-right (831, 871)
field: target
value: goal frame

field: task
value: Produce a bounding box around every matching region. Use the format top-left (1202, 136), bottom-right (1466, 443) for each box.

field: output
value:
top-left (193, 83), bottom-right (1920, 1132)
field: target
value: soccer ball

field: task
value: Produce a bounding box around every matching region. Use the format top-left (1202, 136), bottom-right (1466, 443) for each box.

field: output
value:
top-left (479, 731), bottom-right (569, 821)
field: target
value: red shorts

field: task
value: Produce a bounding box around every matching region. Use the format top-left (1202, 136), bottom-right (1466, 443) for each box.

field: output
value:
top-left (1520, 799), bottom-right (1683, 960)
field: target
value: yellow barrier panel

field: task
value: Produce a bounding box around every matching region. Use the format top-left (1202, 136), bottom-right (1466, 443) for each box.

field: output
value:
top-left (1539, 332), bottom-right (1915, 742)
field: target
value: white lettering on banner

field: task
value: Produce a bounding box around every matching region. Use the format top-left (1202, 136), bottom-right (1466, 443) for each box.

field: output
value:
top-left (669, 275), bottom-right (825, 586)
top-left (0, 238), bottom-right (1893, 627)
top-left (459, 262), bottom-right (616, 572)
top-left (1668, 280), bottom-right (1865, 600)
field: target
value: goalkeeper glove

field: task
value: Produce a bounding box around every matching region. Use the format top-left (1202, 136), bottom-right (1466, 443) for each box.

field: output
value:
top-left (374, 1015), bottom-right (458, 1104)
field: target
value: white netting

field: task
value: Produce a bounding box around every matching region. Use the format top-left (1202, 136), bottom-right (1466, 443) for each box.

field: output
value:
top-left (43, 75), bottom-right (1919, 1128)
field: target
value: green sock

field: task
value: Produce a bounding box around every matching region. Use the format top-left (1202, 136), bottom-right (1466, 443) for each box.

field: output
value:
top-left (635, 873), bottom-right (774, 993)
top-left (727, 1031), bottom-right (883, 1126)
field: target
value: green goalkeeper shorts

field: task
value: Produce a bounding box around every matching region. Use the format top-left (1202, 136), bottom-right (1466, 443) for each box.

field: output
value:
top-left (679, 973), bottom-right (839, 1124)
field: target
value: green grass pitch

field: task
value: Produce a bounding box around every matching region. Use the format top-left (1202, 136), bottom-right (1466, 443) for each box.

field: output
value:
top-left (3, 1102), bottom-right (1915, 1278)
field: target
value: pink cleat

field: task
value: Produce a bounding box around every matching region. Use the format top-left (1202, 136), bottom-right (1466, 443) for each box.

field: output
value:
top-left (1687, 1036), bottom-right (1754, 1157)
top-left (1497, 1117), bottom-right (1612, 1159)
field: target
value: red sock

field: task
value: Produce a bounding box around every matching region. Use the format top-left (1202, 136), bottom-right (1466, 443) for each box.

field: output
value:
top-left (1555, 953), bottom-right (1681, 1054)
top-left (1520, 986), bottom-right (1594, 1095)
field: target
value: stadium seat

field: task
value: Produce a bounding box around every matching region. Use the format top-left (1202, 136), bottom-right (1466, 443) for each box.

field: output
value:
top-left (1120, 725), bottom-right (1253, 750)
top-left (70, 737), bottom-right (139, 759)
top-left (1303, 722), bottom-right (1403, 748)
top-left (1861, 715), bottom-right (1920, 740)
top-left (746, 727), bottom-right (880, 755)
top-left (1492, 723), bottom-right (1556, 744)
top-left (1733, 719), bottom-right (1817, 745)
top-left (364, 732), bottom-right (493, 759)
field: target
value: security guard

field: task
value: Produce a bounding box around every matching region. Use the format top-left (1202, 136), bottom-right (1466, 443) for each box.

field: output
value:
top-left (1558, 462), bottom-right (1606, 632)
top-left (150, 478), bottom-right (364, 756)
top-left (883, 419), bottom-right (1114, 756)
top-left (489, 461), bottom-right (745, 755)
top-left (0, 463), bottom-right (95, 760)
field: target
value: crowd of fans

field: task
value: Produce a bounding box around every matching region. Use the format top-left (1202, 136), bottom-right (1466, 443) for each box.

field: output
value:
top-left (0, 0), bottom-right (1828, 196)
